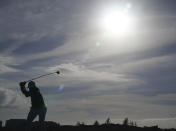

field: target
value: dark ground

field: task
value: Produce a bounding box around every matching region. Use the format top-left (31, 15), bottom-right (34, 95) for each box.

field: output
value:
top-left (1, 123), bottom-right (176, 131)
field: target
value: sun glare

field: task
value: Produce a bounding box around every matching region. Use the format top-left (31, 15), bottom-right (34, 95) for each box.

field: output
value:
top-left (100, 7), bottom-right (134, 37)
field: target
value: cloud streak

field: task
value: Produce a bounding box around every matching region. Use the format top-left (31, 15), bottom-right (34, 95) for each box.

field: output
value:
top-left (0, 87), bottom-right (26, 108)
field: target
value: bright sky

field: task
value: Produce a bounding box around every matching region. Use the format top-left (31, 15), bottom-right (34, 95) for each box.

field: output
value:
top-left (0, 0), bottom-right (176, 128)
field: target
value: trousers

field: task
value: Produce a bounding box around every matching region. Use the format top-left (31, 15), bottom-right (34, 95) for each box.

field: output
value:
top-left (25, 107), bottom-right (47, 131)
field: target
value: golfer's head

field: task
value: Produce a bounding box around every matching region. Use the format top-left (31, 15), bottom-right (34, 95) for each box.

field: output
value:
top-left (28, 81), bottom-right (36, 88)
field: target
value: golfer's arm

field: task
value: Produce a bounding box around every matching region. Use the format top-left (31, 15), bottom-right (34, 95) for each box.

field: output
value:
top-left (20, 86), bottom-right (30, 97)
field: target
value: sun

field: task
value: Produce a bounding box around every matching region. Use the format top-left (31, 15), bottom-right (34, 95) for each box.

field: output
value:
top-left (100, 8), bottom-right (134, 37)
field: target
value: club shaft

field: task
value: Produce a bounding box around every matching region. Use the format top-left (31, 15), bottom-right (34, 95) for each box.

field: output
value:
top-left (26, 72), bottom-right (56, 82)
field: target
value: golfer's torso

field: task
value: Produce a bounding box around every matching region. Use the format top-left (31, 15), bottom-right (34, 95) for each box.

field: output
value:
top-left (30, 91), bottom-right (45, 109)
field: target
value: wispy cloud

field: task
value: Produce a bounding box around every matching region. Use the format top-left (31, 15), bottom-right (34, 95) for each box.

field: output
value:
top-left (0, 87), bottom-right (26, 108)
top-left (0, 56), bottom-right (20, 74)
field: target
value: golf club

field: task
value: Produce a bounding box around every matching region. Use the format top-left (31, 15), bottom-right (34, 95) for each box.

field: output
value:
top-left (25, 71), bottom-right (60, 83)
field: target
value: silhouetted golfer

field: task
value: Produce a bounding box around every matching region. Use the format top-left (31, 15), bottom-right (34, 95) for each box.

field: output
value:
top-left (19, 81), bottom-right (47, 131)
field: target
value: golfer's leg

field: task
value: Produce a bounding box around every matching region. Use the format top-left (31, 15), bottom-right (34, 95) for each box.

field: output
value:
top-left (26, 108), bottom-right (37, 131)
top-left (39, 107), bottom-right (47, 131)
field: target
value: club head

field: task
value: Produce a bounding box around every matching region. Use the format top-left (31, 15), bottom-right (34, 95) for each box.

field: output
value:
top-left (56, 71), bottom-right (60, 74)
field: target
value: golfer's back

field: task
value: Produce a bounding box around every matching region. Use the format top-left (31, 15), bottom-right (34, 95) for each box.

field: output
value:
top-left (29, 87), bottom-right (46, 109)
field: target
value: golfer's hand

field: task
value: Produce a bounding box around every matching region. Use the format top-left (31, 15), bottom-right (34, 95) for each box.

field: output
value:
top-left (19, 81), bottom-right (26, 87)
